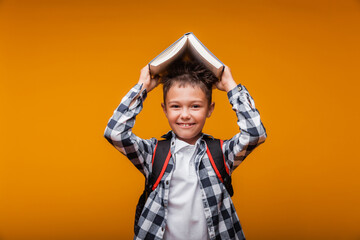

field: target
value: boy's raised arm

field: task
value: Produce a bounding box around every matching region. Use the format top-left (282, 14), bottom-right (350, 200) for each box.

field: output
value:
top-left (216, 65), bottom-right (267, 173)
top-left (104, 65), bottom-right (160, 177)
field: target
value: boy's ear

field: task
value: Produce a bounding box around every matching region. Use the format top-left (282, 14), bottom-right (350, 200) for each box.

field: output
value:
top-left (161, 103), bottom-right (167, 116)
top-left (207, 102), bottom-right (215, 118)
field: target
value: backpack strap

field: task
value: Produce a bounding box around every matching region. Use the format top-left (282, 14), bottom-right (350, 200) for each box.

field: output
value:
top-left (135, 140), bottom-right (171, 232)
top-left (204, 138), bottom-right (234, 197)
top-left (147, 140), bottom-right (172, 193)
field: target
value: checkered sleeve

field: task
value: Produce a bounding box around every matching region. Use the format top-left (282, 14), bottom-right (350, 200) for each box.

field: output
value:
top-left (223, 84), bottom-right (267, 173)
top-left (103, 83), bottom-right (157, 178)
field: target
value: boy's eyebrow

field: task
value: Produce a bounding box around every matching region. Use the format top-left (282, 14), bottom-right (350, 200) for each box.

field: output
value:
top-left (167, 99), bottom-right (206, 104)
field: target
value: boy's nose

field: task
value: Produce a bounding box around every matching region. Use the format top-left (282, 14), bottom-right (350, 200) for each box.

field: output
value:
top-left (180, 109), bottom-right (191, 119)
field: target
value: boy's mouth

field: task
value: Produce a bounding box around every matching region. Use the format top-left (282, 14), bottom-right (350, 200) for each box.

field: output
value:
top-left (177, 123), bottom-right (195, 128)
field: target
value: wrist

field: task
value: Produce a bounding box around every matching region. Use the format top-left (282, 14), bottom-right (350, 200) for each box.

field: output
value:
top-left (138, 80), bottom-right (148, 91)
top-left (224, 81), bottom-right (237, 92)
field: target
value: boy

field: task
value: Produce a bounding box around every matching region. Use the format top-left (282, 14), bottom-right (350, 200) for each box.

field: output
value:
top-left (104, 61), bottom-right (267, 240)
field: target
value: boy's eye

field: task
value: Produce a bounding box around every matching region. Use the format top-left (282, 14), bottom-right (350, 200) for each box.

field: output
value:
top-left (170, 105), bottom-right (180, 108)
top-left (192, 105), bottom-right (201, 109)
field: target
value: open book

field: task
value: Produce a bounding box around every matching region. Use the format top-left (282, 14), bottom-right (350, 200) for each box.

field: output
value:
top-left (148, 32), bottom-right (225, 79)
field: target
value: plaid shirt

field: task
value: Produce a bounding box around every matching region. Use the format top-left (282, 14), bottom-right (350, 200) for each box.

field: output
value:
top-left (104, 83), bottom-right (267, 240)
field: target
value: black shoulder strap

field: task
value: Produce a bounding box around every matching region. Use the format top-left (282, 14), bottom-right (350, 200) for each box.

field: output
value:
top-left (204, 138), bottom-right (234, 197)
top-left (135, 140), bottom-right (172, 233)
top-left (146, 139), bottom-right (171, 193)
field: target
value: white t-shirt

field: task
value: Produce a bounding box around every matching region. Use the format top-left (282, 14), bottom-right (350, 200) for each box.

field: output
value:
top-left (163, 138), bottom-right (209, 240)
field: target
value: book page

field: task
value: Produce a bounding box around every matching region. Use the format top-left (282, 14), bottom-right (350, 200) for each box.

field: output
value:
top-left (187, 35), bottom-right (224, 78)
top-left (149, 37), bottom-right (188, 75)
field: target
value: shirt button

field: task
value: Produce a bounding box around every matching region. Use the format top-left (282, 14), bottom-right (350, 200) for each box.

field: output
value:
top-left (166, 180), bottom-right (169, 185)
top-left (161, 227), bottom-right (165, 231)
top-left (238, 86), bottom-right (242, 91)
top-left (171, 141), bottom-right (174, 146)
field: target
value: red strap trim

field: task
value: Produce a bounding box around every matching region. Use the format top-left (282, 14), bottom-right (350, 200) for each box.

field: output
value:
top-left (152, 149), bottom-right (171, 191)
top-left (152, 143), bottom-right (158, 166)
top-left (220, 139), bottom-right (230, 175)
top-left (206, 144), bottom-right (224, 183)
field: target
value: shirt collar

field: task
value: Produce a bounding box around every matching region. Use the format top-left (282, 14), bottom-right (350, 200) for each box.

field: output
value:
top-left (174, 138), bottom-right (192, 153)
top-left (161, 131), bottom-right (215, 154)
top-left (173, 137), bottom-right (202, 154)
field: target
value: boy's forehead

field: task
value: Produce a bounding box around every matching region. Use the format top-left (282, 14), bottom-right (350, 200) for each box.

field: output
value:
top-left (167, 82), bottom-right (204, 94)
top-left (168, 81), bottom-right (203, 91)
top-left (165, 82), bottom-right (208, 102)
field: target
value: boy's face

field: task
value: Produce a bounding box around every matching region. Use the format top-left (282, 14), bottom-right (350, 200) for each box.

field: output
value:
top-left (161, 82), bottom-right (215, 145)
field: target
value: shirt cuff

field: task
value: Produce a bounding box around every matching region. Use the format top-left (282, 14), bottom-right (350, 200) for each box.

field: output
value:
top-left (134, 83), bottom-right (148, 101)
top-left (128, 83), bottom-right (148, 110)
top-left (227, 83), bottom-right (255, 110)
top-left (227, 83), bottom-right (245, 99)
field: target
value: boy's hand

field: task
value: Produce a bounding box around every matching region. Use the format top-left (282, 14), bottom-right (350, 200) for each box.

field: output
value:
top-left (138, 65), bottom-right (160, 93)
top-left (216, 65), bottom-right (238, 92)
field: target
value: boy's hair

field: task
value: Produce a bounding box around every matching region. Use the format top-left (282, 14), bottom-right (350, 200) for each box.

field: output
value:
top-left (160, 60), bottom-right (218, 105)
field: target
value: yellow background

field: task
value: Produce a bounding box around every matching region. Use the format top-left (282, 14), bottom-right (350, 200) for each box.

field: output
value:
top-left (1, 0), bottom-right (360, 239)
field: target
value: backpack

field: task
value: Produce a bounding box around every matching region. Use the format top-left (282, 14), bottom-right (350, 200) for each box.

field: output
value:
top-left (134, 137), bottom-right (234, 232)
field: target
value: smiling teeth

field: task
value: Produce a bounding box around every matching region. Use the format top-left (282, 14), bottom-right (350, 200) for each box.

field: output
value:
top-left (181, 124), bottom-right (191, 126)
